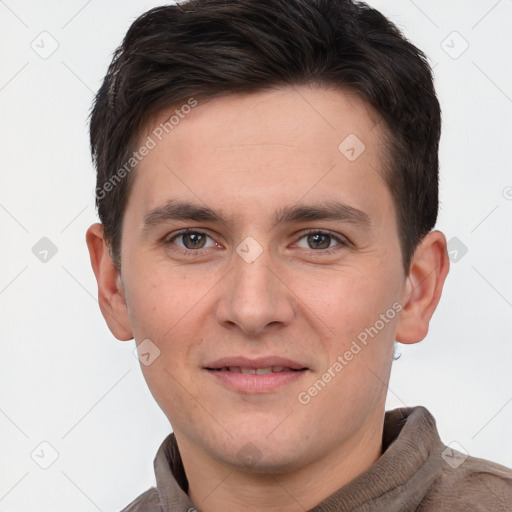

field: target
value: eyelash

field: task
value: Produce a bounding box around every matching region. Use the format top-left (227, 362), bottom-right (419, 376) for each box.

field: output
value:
top-left (165, 228), bottom-right (350, 256)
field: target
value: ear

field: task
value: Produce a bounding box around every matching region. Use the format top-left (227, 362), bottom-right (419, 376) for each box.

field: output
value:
top-left (395, 230), bottom-right (450, 344)
top-left (86, 223), bottom-right (133, 341)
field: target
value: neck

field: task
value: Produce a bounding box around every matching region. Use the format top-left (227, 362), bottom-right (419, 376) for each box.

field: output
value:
top-left (176, 414), bottom-right (384, 512)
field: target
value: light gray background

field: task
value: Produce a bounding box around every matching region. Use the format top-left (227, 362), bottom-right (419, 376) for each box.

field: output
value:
top-left (1, 1), bottom-right (511, 510)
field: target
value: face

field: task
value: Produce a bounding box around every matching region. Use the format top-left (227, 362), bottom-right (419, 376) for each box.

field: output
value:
top-left (115, 86), bottom-right (409, 472)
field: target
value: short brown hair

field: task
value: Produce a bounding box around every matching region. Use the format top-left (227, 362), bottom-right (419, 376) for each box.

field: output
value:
top-left (90, 0), bottom-right (441, 273)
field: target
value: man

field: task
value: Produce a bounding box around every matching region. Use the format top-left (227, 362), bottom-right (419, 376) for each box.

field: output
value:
top-left (86, 0), bottom-right (512, 510)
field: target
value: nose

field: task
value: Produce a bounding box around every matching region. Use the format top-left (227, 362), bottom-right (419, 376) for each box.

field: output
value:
top-left (214, 247), bottom-right (296, 337)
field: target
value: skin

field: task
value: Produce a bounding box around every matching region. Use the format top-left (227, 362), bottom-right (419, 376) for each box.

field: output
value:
top-left (87, 85), bottom-right (449, 512)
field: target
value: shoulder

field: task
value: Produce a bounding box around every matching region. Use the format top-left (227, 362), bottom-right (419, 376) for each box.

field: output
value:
top-left (119, 487), bottom-right (162, 512)
top-left (422, 452), bottom-right (512, 512)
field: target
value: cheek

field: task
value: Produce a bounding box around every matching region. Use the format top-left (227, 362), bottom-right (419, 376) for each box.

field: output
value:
top-left (304, 265), bottom-right (401, 343)
top-left (123, 268), bottom-right (212, 422)
top-left (305, 265), bottom-right (401, 403)
top-left (123, 264), bottom-right (215, 389)
top-left (302, 271), bottom-right (399, 414)
top-left (123, 264), bottom-right (203, 341)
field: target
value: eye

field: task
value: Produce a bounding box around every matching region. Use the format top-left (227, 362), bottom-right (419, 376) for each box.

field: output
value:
top-left (295, 230), bottom-right (348, 252)
top-left (167, 230), bottom-right (217, 251)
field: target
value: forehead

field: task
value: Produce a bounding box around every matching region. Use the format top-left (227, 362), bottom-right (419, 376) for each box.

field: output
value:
top-left (127, 85), bottom-right (392, 225)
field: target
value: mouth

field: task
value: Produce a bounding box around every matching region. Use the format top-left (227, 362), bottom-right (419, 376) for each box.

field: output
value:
top-left (206, 366), bottom-right (306, 374)
top-left (203, 356), bottom-right (309, 393)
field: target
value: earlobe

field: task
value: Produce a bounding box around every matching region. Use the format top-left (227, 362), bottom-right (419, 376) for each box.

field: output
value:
top-left (86, 223), bottom-right (134, 341)
top-left (395, 230), bottom-right (450, 344)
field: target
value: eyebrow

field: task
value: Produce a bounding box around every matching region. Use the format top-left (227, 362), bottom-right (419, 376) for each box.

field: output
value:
top-left (143, 201), bottom-right (227, 228)
top-left (274, 201), bottom-right (371, 228)
top-left (142, 199), bottom-right (371, 230)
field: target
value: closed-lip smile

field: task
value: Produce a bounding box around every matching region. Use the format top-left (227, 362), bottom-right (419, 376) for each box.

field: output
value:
top-left (203, 356), bottom-right (309, 393)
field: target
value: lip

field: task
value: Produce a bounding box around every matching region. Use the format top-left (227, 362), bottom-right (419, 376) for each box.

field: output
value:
top-left (203, 356), bottom-right (309, 394)
top-left (204, 356), bottom-right (308, 370)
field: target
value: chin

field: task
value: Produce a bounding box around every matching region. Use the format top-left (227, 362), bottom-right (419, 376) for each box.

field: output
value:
top-left (223, 445), bottom-right (307, 475)
top-left (211, 427), bottom-right (309, 474)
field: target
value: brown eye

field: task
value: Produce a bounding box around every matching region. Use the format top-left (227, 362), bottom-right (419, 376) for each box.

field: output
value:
top-left (181, 232), bottom-right (207, 249)
top-left (168, 231), bottom-right (216, 251)
top-left (294, 230), bottom-right (348, 252)
top-left (307, 233), bottom-right (332, 249)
